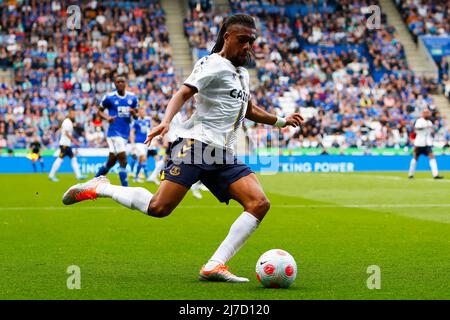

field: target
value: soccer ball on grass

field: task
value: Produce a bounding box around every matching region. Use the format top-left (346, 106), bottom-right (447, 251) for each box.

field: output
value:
top-left (255, 249), bottom-right (297, 288)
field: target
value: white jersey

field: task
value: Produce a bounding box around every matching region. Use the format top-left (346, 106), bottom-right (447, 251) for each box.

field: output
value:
top-left (179, 53), bottom-right (250, 152)
top-left (59, 118), bottom-right (74, 147)
top-left (166, 112), bottom-right (184, 143)
top-left (414, 117), bottom-right (433, 147)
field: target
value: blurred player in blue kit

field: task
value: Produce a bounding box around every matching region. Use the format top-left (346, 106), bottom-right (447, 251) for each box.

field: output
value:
top-left (95, 76), bottom-right (138, 186)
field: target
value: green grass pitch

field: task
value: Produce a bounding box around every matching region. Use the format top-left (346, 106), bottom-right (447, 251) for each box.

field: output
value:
top-left (0, 172), bottom-right (449, 300)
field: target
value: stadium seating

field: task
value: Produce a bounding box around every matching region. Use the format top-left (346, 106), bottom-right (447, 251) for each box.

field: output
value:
top-left (182, 0), bottom-right (447, 152)
top-left (394, 0), bottom-right (450, 82)
top-left (0, 0), bottom-right (448, 154)
top-left (0, 0), bottom-right (177, 150)
top-left (395, 0), bottom-right (449, 39)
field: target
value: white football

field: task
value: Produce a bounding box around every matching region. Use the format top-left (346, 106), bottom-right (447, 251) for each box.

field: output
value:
top-left (256, 249), bottom-right (297, 288)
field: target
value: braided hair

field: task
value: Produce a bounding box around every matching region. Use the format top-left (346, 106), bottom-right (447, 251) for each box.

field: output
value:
top-left (211, 14), bottom-right (256, 54)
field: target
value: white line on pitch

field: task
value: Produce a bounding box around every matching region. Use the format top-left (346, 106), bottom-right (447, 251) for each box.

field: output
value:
top-left (1, 204), bottom-right (450, 211)
top-left (352, 174), bottom-right (450, 182)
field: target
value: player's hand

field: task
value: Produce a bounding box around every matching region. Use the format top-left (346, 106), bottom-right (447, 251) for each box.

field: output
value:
top-left (144, 122), bottom-right (169, 146)
top-left (107, 116), bottom-right (116, 123)
top-left (130, 108), bottom-right (137, 119)
top-left (285, 113), bottom-right (304, 128)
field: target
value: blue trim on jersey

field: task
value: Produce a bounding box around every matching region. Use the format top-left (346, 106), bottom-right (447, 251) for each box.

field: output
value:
top-left (101, 91), bottom-right (138, 140)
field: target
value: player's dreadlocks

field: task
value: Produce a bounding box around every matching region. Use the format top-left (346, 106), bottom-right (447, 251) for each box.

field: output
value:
top-left (211, 13), bottom-right (256, 55)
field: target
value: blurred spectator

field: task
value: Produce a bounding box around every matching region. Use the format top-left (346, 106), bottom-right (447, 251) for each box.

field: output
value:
top-left (0, 0), bottom-right (178, 150)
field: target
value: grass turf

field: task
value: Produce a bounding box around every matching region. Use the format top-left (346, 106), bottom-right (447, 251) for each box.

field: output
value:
top-left (0, 172), bottom-right (449, 300)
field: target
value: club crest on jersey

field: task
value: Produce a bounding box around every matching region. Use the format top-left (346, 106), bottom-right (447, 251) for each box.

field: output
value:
top-left (169, 166), bottom-right (181, 176)
top-left (230, 88), bottom-right (249, 103)
top-left (127, 99), bottom-right (132, 105)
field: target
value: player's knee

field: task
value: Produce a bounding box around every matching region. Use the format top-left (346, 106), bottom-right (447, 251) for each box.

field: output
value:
top-left (246, 197), bottom-right (270, 218)
top-left (147, 200), bottom-right (173, 218)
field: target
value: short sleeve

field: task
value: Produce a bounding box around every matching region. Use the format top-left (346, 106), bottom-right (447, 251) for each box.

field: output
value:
top-left (100, 95), bottom-right (110, 109)
top-left (184, 57), bottom-right (216, 91)
top-left (415, 119), bottom-right (425, 129)
top-left (62, 119), bottom-right (72, 131)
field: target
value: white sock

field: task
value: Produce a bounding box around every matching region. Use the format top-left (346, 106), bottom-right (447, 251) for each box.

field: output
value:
top-left (150, 160), bottom-right (164, 180)
top-left (430, 158), bottom-right (439, 177)
top-left (408, 158), bottom-right (416, 177)
top-left (96, 184), bottom-right (153, 214)
top-left (204, 212), bottom-right (260, 271)
top-left (49, 157), bottom-right (63, 178)
top-left (71, 157), bottom-right (81, 178)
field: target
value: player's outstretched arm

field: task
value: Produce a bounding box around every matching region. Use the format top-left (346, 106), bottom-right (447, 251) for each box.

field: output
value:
top-left (245, 99), bottom-right (304, 128)
top-left (144, 85), bottom-right (196, 145)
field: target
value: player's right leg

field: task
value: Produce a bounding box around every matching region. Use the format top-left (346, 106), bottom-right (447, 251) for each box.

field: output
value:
top-left (62, 175), bottom-right (189, 218)
top-left (49, 147), bottom-right (65, 181)
top-left (408, 149), bottom-right (419, 179)
top-left (148, 154), bottom-right (164, 184)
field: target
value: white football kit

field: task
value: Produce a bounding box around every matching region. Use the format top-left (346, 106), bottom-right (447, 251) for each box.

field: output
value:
top-left (59, 118), bottom-right (74, 147)
top-left (414, 117), bottom-right (433, 147)
top-left (179, 53), bottom-right (251, 152)
top-left (166, 112), bottom-right (185, 143)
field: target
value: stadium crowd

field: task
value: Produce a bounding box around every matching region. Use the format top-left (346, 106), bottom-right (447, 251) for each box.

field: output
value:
top-left (0, 0), bottom-right (177, 152)
top-left (395, 0), bottom-right (450, 84)
top-left (0, 0), bottom-right (448, 155)
top-left (395, 0), bottom-right (449, 40)
top-left (184, 0), bottom-right (448, 151)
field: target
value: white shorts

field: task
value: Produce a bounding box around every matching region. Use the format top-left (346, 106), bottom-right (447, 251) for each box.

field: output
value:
top-left (107, 136), bottom-right (128, 155)
top-left (136, 143), bottom-right (148, 157)
top-left (126, 143), bottom-right (135, 155)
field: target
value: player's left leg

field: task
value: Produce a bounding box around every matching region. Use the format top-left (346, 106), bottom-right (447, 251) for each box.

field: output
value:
top-left (200, 173), bottom-right (269, 282)
top-left (428, 151), bottom-right (444, 179)
top-left (140, 154), bottom-right (149, 181)
top-left (96, 153), bottom-right (117, 177)
top-left (117, 152), bottom-right (129, 186)
top-left (39, 155), bottom-right (44, 173)
top-left (134, 154), bottom-right (147, 183)
top-left (62, 176), bottom-right (190, 218)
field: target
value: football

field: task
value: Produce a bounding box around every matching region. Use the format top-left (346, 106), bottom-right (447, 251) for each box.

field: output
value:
top-left (256, 249), bottom-right (297, 288)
